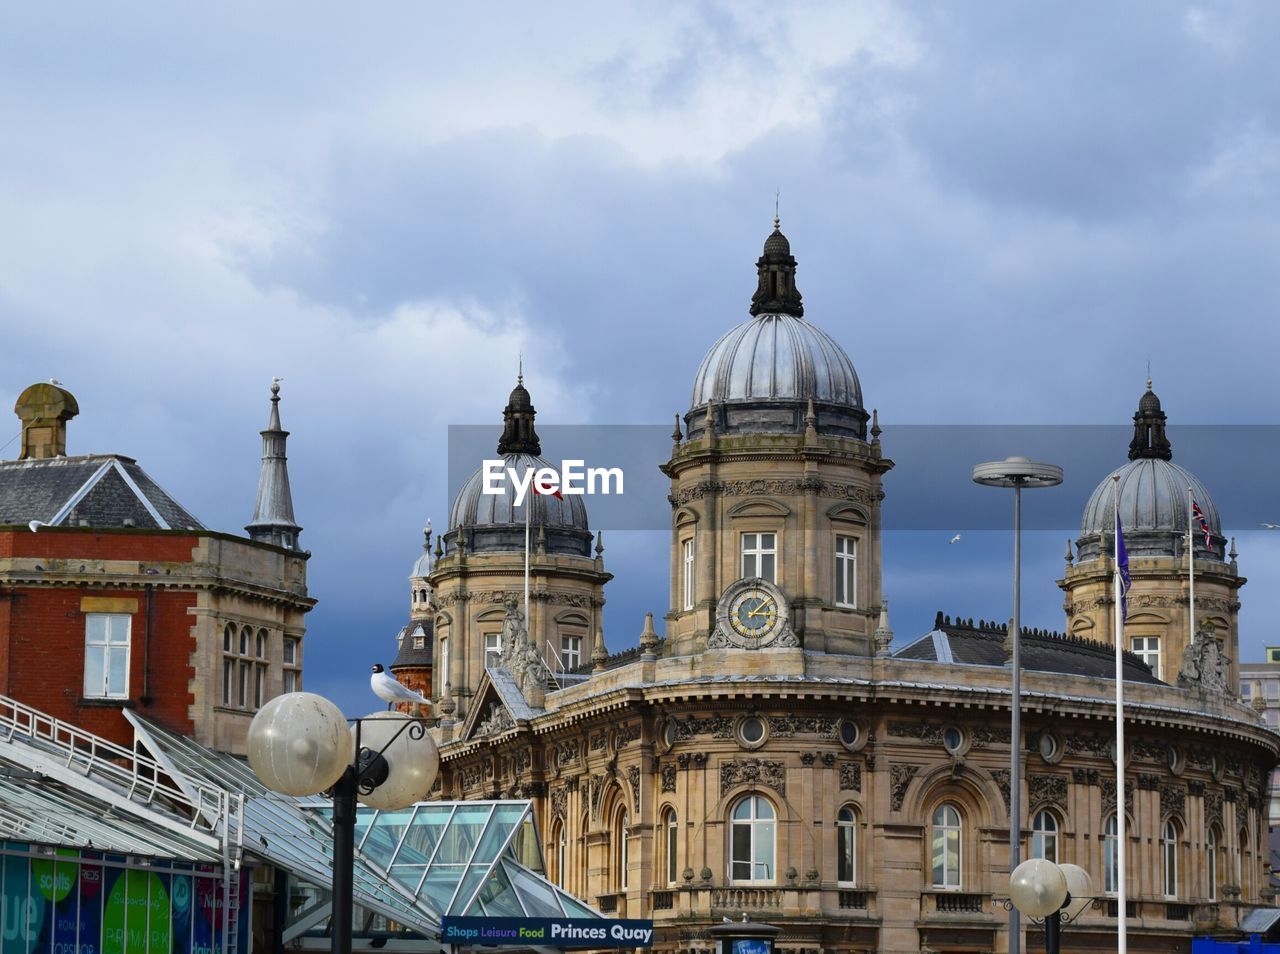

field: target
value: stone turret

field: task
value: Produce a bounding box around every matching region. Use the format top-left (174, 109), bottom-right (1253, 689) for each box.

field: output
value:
top-left (245, 380), bottom-right (302, 551)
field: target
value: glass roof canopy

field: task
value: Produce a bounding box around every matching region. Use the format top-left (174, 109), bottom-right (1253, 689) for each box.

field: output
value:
top-left (0, 695), bottom-right (600, 951)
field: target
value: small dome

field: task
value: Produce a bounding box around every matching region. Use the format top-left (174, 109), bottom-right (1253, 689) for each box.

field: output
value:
top-left (447, 452), bottom-right (591, 556)
top-left (762, 226), bottom-right (790, 258)
top-left (1077, 458), bottom-right (1223, 561)
top-left (1138, 386), bottom-right (1161, 414)
top-left (690, 313), bottom-right (863, 410)
top-left (410, 552), bottom-right (432, 578)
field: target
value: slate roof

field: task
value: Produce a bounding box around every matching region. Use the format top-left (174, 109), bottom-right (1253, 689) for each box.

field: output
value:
top-left (895, 612), bottom-right (1162, 685)
top-left (392, 621), bottom-right (434, 667)
top-left (0, 454), bottom-right (204, 531)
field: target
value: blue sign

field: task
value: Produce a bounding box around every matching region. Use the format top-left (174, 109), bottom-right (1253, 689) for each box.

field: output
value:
top-left (731, 940), bottom-right (772, 954)
top-left (441, 916), bottom-right (654, 948)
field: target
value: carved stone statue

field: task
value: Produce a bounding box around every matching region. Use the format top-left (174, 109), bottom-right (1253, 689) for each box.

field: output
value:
top-left (1178, 621), bottom-right (1230, 694)
top-left (499, 599), bottom-right (551, 702)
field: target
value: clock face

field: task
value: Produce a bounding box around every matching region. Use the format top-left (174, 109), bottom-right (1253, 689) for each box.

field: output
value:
top-left (729, 587), bottom-right (779, 639)
top-left (712, 578), bottom-right (795, 650)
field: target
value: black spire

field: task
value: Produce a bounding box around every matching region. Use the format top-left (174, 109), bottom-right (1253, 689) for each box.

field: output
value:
top-left (749, 215), bottom-right (804, 318)
top-left (1128, 379), bottom-right (1172, 461)
top-left (496, 372), bottom-right (542, 455)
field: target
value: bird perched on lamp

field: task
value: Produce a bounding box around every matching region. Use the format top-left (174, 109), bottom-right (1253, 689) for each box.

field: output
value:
top-left (371, 663), bottom-right (430, 711)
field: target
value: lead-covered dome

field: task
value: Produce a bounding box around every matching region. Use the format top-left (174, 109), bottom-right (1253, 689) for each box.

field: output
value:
top-left (684, 220), bottom-right (868, 440)
top-left (445, 378), bottom-right (592, 558)
top-left (1076, 384), bottom-right (1225, 562)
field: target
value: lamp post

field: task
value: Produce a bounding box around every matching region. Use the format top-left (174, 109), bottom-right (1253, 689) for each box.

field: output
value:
top-left (972, 456), bottom-right (1063, 954)
top-left (246, 692), bottom-right (440, 954)
top-left (1008, 858), bottom-right (1094, 954)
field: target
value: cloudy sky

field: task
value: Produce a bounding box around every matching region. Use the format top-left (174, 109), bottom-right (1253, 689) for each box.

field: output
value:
top-left (4, 2), bottom-right (1280, 714)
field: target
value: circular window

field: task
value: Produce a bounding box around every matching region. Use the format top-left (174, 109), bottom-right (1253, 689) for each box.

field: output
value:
top-left (1038, 733), bottom-right (1060, 763)
top-left (662, 720), bottom-right (677, 750)
top-left (943, 727), bottom-right (965, 755)
top-left (1211, 752), bottom-right (1224, 780)
top-left (1168, 745), bottom-right (1183, 775)
top-left (839, 719), bottom-right (860, 749)
top-left (737, 716), bottom-right (768, 750)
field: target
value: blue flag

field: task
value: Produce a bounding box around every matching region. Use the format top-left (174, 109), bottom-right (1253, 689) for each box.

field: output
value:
top-left (1116, 512), bottom-right (1131, 619)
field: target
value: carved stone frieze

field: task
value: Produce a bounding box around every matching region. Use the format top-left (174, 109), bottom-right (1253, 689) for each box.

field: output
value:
top-left (589, 774), bottom-right (606, 817)
top-left (768, 716), bottom-right (838, 739)
top-left (840, 762), bottom-right (862, 793)
top-left (670, 478), bottom-right (878, 507)
top-left (661, 763), bottom-right (677, 793)
top-left (672, 715), bottom-right (736, 742)
top-left (889, 764), bottom-right (918, 812)
top-left (1028, 774), bottom-right (1068, 810)
top-left (1205, 788), bottom-right (1224, 830)
top-left (720, 759), bottom-right (786, 797)
top-left (557, 740), bottom-right (581, 767)
top-left (1066, 734), bottom-right (1111, 758)
top-left (476, 702), bottom-right (514, 737)
top-left (1137, 773), bottom-right (1161, 791)
top-left (887, 721), bottom-right (1008, 748)
top-left (461, 765), bottom-right (483, 790)
top-left (1071, 768), bottom-right (1100, 786)
top-left (551, 786), bottom-right (569, 820)
top-left (991, 769), bottom-right (1011, 814)
top-left (627, 765), bottom-right (641, 806)
top-left (1102, 778), bottom-right (1134, 816)
top-left (1132, 741), bottom-right (1168, 762)
top-left (615, 723), bottom-right (642, 748)
top-left (590, 733), bottom-right (609, 752)
top-left (1161, 783), bottom-right (1187, 819)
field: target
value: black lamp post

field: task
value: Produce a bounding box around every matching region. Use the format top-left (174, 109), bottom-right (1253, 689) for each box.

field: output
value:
top-left (247, 693), bottom-right (439, 954)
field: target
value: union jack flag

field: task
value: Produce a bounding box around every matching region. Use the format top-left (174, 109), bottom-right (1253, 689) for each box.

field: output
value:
top-left (1192, 499), bottom-right (1213, 551)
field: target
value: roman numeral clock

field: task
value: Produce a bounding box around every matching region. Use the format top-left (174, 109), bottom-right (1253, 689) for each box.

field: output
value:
top-left (709, 577), bottom-right (799, 650)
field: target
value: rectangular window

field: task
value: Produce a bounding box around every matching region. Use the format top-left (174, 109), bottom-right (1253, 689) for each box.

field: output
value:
top-left (238, 661), bottom-right (250, 707)
top-left (1130, 636), bottom-right (1161, 680)
top-left (222, 659), bottom-right (234, 706)
top-left (1269, 647), bottom-right (1280, 663)
top-left (83, 614), bottom-right (130, 699)
top-left (254, 665), bottom-right (266, 708)
top-left (283, 670), bottom-right (300, 693)
top-left (484, 633), bottom-right (502, 668)
top-left (740, 532), bottom-right (777, 583)
top-left (562, 635), bottom-right (582, 671)
top-left (283, 637), bottom-right (298, 665)
top-left (682, 539), bottom-right (695, 611)
top-left (835, 536), bottom-right (857, 608)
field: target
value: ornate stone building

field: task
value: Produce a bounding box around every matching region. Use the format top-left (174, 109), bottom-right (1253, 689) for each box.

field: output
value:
top-left (417, 223), bottom-right (1277, 954)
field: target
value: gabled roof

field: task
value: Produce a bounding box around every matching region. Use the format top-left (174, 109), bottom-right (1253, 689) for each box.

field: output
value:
top-left (459, 668), bottom-right (541, 742)
top-left (895, 612), bottom-right (1162, 685)
top-left (0, 454), bottom-right (204, 531)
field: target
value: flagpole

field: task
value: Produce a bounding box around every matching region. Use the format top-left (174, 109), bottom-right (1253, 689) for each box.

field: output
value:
top-left (524, 491), bottom-right (531, 636)
top-left (1114, 475), bottom-right (1127, 954)
top-left (1188, 486), bottom-right (1195, 653)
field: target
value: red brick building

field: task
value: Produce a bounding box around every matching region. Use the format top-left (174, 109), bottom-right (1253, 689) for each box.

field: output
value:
top-left (0, 381), bottom-right (313, 753)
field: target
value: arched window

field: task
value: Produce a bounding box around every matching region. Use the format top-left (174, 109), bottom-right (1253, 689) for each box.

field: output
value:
top-left (729, 795), bottom-right (776, 884)
top-left (1031, 810), bottom-right (1058, 863)
top-left (837, 806), bottom-right (857, 885)
top-left (551, 821), bottom-right (566, 888)
top-left (1207, 828), bottom-right (1218, 901)
top-left (1237, 826), bottom-right (1249, 892)
top-left (1162, 820), bottom-right (1180, 897)
top-left (616, 808), bottom-right (629, 891)
top-left (931, 803), bottom-right (962, 888)
top-left (439, 639), bottom-right (449, 689)
top-left (1103, 815), bottom-right (1119, 894)
top-left (663, 808), bottom-right (679, 884)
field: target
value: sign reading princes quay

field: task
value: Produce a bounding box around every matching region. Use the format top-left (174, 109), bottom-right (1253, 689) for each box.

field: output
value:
top-left (441, 916), bottom-right (654, 948)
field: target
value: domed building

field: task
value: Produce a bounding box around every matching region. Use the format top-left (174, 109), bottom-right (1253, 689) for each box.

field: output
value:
top-left (417, 222), bottom-right (1277, 954)
top-left (1061, 382), bottom-right (1244, 687)
top-left (427, 376), bottom-right (611, 718)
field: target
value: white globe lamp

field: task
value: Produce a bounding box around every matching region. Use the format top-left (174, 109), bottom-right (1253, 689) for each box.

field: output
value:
top-left (353, 711), bottom-right (440, 810)
top-left (246, 692), bottom-right (352, 796)
top-left (1009, 858), bottom-right (1068, 919)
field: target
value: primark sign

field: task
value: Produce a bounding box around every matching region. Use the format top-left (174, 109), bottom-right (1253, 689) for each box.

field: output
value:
top-left (441, 915), bottom-right (654, 948)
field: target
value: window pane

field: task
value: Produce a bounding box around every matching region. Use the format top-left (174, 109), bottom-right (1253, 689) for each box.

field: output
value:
top-left (86, 615), bottom-right (108, 642)
top-left (84, 649), bottom-right (104, 697)
top-left (223, 660), bottom-right (233, 705)
top-left (283, 638), bottom-right (297, 664)
top-left (756, 821), bottom-right (774, 880)
top-left (107, 647), bottom-right (127, 696)
top-left (731, 824), bottom-right (751, 880)
top-left (838, 826), bottom-right (854, 883)
top-left (760, 553), bottom-right (775, 583)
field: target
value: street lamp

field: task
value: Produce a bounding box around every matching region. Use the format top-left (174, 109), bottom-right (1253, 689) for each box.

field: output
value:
top-left (1008, 858), bottom-right (1094, 954)
top-left (246, 692), bottom-right (440, 954)
top-left (973, 455), bottom-right (1063, 954)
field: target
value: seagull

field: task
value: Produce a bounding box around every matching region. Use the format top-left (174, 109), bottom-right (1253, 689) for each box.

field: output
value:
top-left (371, 664), bottom-right (429, 707)
top-left (1262, 523), bottom-right (1280, 529)
top-left (48, 378), bottom-right (61, 386)
top-left (949, 533), bottom-right (962, 544)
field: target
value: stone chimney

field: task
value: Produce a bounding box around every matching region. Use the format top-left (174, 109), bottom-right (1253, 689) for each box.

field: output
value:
top-left (14, 382), bottom-right (78, 460)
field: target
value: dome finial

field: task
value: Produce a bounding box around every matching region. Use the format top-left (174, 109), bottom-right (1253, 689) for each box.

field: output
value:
top-left (518, 352), bottom-right (523, 386)
top-left (497, 371), bottom-right (541, 455)
top-left (1129, 379), bottom-right (1171, 461)
top-left (774, 188), bottom-right (780, 231)
top-left (750, 210), bottom-right (803, 317)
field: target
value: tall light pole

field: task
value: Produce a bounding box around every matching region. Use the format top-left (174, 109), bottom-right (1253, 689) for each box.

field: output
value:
top-left (973, 456), bottom-right (1063, 954)
top-left (246, 692), bottom-right (440, 954)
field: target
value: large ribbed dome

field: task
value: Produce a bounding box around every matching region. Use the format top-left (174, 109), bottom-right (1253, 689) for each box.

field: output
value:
top-left (449, 452), bottom-right (589, 535)
top-left (684, 221), bottom-right (867, 440)
top-left (1075, 384), bottom-right (1224, 562)
top-left (690, 314), bottom-right (863, 409)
